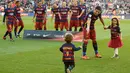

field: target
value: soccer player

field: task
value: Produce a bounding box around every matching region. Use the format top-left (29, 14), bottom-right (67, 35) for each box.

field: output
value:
top-left (33, 1), bottom-right (46, 30)
top-left (82, 6), bottom-right (106, 60)
top-left (51, 3), bottom-right (60, 31)
top-left (60, 32), bottom-right (81, 73)
top-left (14, 1), bottom-right (24, 38)
top-left (3, 1), bottom-right (18, 41)
top-left (59, 2), bottom-right (70, 31)
top-left (41, 0), bottom-right (47, 30)
top-left (79, 0), bottom-right (87, 31)
top-left (69, 1), bottom-right (84, 31)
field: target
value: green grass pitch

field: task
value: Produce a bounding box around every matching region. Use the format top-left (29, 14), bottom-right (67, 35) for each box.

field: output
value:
top-left (0, 17), bottom-right (130, 73)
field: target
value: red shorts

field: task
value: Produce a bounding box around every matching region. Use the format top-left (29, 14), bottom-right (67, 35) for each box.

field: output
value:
top-left (6, 20), bottom-right (14, 32)
top-left (35, 22), bottom-right (43, 30)
top-left (18, 20), bottom-right (24, 27)
top-left (84, 29), bottom-right (96, 41)
top-left (55, 21), bottom-right (60, 29)
top-left (60, 22), bottom-right (68, 30)
top-left (13, 20), bottom-right (24, 27)
top-left (70, 20), bottom-right (79, 27)
top-left (13, 20), bottom-right (18, 27)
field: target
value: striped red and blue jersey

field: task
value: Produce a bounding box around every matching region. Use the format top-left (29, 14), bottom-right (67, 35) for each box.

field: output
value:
top-left (60, 7), bottom-right (70, 22)
top-left (60, 43), bottom-right (81, 62)
top-left (108, 25), bottom-right (121, 39)
top-left (4, 8), bottom-right (15, 23)
top-left (51, 7), bottom-right (60, 21)
top-left (34, 6), bottom-right (46, 22)
top-left (86, 11), bottom-right (102, 30)
top-left (79, 4), bottom-right (87, 20)
top-left (70, 6), bottom-right (82, 20)
top-left (14, 6), bottom-right (22, 20)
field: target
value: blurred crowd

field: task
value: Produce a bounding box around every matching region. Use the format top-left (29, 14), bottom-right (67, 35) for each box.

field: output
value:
top-left (0, 0), bottom-right (130, 15)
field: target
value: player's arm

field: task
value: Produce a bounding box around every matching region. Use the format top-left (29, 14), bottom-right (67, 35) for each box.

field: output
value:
top-left (84, 12), bottom-right (92, 32)
top-left (73, 45), bottom-right (82, 51)
top-left (43, 9), bottom-right (47, 23)
top-left (77, 7), bottom-right (84, 18)
top-left (69, 9), bottom-right (73, 19)
top-left (3, 9), bottom-right (7, 24)
top-left (13, 8), bottom-right (19, 22)
top-left (59, 46), bottom-right (63, 52)
top-left (104, 25), bottom-right (111, 30)
top-left (51, 8), bottom-right (54, 21)
top-left (51, 12), bottom-right (55, 21)
top-left (32, 10), bottom-right (36, 22)
top-left (58, 12), bottom-right (61, 20)
top-left (99, 14), bottom-right (106, 29)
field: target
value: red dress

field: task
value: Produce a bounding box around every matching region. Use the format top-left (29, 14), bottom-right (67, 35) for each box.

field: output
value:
top-left (108, 25), bottom-right (123, 48)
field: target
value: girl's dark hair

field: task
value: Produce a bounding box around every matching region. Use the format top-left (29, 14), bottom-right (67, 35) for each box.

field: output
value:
top-left (8, 1), bottom-right (12, 4)
top-left (95, 6), bottom-right (102, 12)
top-left (111, 17), bottom-right (119, 26)
top-left (64, 34), bottom-right (73, 43)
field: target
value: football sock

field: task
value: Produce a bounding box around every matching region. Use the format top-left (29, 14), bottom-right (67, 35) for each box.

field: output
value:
top-left (4, 31), bottom-right (9, 37)
top-left (18, 27), bottom-right (23, 35)
top-left (93, 42), bottom-right (98, 54)
top-left (114, 48), bottom-right (118, 55)
top-left (14, 27), bottom-right (17, 37)
top-left (9, 32), bottom-right (12, 39)
top-left (83, 43), bottom-right (87, 56)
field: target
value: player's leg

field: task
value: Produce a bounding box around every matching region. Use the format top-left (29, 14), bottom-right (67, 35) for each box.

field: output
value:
top-left (69, 20), bottom-right (73, 31)
top-left (3, 24), bottom-right (9, 40)
top-left (91, 30), bottom-right (101, 58)
top-left (17, 20), bottom-right (24, 37)
top-left (65, 22), bottom-right (68, 31)
top-left (14, 20), bottom-right (18, 38)
top-left (55, 21), bottom-right (59, 31)
top-left (38, 22), bottom-right (45, 30)
top-left (60, 22), bottom-right (64, 31)
top-left (35, 22), bottom-right (39, 30)
top-left (43, 20), bottom-right (47, 30)
top-left (82, 28), bottom-right (90, 60)
top-left (74, 20), bottom-right (78, 31)
top-left (8, 23), bottom-right (14, 41)
top-left (79, 20), bottom-right (83, 31)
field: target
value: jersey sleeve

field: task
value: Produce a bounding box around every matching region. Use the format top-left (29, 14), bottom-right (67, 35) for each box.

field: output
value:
top-left (34, 7), bottom-right (37, 13)
top-left (86, 11), bottom-right (93, 20)
top-left (3, 9), bottom-right (7, 22)
top-left (59, 45), bottom-right (63, 52)
top-left (72, 44), bottom-right (81, 51)
top-left (117, 26), bottom-right (121, 33)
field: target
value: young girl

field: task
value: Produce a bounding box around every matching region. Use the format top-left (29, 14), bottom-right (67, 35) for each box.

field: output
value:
top-left (59, 32), bottom-right (81, 73)
top-left (105, 18), bottom-right (123, 58)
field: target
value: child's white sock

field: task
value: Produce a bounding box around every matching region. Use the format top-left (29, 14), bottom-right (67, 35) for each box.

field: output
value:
top-left (115, 48), bottom-right (118, 55)
top-left (114, 48), bottom-right (118, 56)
